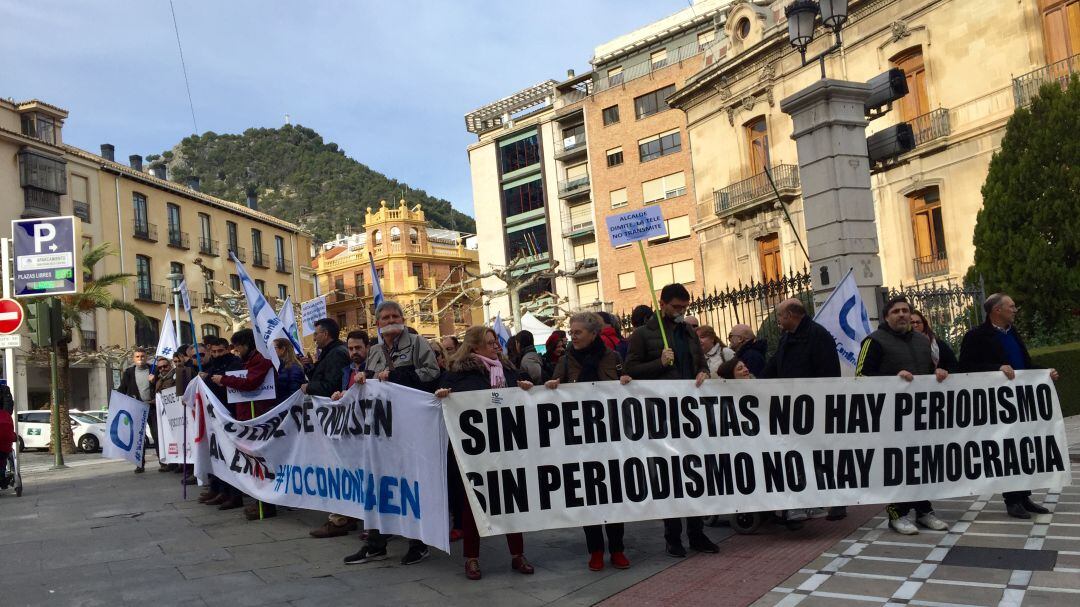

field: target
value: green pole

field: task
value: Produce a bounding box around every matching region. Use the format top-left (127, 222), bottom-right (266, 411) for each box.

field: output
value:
top-left (49, 300), bottom-right (65, 469)
top-left (637, 240), bottom-right (669, 353)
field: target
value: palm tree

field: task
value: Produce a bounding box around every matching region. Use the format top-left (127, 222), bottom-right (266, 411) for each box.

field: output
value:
top-left (39, 243), bottom-right (146, 454)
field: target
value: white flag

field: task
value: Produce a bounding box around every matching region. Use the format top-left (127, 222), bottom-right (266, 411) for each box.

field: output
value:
top-left (155, 308), bottom-right (179, 360)
top-left (813, 268), bottom-right (873, 369)
top-left (231, 252), bottom-right (286, 368)
top-left (492, 311), bottom-right (512, 349)
top-left (101, 391), bottom-right (150, 466)
top-left (178, 279), bottom-right (192, 312)
top-left (277, 297), bottom-right (303, 355)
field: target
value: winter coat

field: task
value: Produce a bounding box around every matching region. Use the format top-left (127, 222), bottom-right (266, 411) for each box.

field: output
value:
top-left (118, 365), bottom-right (153, 403)
top-left (153, 368), bottom-right (176, 395)
top-left (959, 321), bottom-right (1039, 372)
top-left (276, 362), bottom-right (307, 403)
top-left (218, 350), bottom-right (276, 419)
top-left (440, 355), bottom-right (520, 393)
top-left (0, 410), bottom-right (15, 454)
top-left (202, 353), bottom-right (242, 409)
top-left (365, 331), bottom-right (440, 392)
top-left (305, 339), bottom-right (350, 397)
top-left (703, 343), bottom-right (737, 378)
top-left (600, 326), bottom-right (629, 361)
top-left (625, 314), bottom-right (707, 380)
top-left (856, 324), bottom-right (935, 377)
top-left (931, 338), bottom-right (959, 373)
top-left (517, 348), bottom-right (544, 384)
top-left (762, 316), bottom-right (841, 379)
top-left (553, 344), bottom-right (621, 383)
top-left (736, 339), bottom-right (768, 378)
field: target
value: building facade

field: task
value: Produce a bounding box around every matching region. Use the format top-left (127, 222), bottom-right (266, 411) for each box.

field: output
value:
top-left (313, 200), bottom-right (480, 338)
top-left (0, 96), bottom-right (315, 412)
top-left (669, 0), bottom-right (1079, 291)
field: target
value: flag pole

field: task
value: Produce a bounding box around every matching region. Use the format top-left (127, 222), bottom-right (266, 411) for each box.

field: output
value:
top-left (251, 400), bottom-right (263, 520)
top-left (637, 240), bottom-right (669, 350)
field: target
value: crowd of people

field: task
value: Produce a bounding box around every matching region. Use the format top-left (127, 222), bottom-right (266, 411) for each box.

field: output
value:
top-left (114, 285), bottom-right (1059, 580)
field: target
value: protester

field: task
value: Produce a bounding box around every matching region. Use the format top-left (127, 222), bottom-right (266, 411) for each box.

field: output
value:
top-left (857, 296), bottom-right (950, 535)
top-left (959, 293), bottom-right (1060, 519)
top-left (302, 318), bottom-right (350, 397)
top-left (428, 337), bottom-right (462, 542)
top-left (630, 304), bottom-right (654, 329)
top-left (697, 325), bottom-right (736, 377)
top-left (683, 315), bottom-right (700, 330)
top-left (273, 338), bottom-right (306, 402)
top-left (511, 330), bottom-right (544, 384)
top-left (541, 330), bottom-right (567, 380)
top-left (197, 337), bottom-right (243, 507)
top-left (727, 323), bottom-right (768, 377)
top-left (545, 312), bottom-right (632, 571)
top-left (625, 283), bottom-right (718, 558)
top-left (910, 310), bottom-right (958, 372)
top-left (0, 396), bottom-right (15, 490)
top-left (596, 311), bottom-right (630, 360)
top-left (150, 356), bottom-right (176, 472)
top-left (344, 300), bottom-right (440, 566)
top-left (441, 335), bottom-right (460, 356)
top-left (717, 357), bottom-right (753, 379)
top-left (436, 325), bottom-right (536, 580)
top-left (118, 348), bottom-right (158, 473)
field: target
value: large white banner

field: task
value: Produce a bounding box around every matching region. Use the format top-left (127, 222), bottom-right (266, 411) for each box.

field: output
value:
top-left (189, 378), bottom-right (450, 552)
top-left (156, 390), bottom-right (195, 464)
top-left (442, 370), bottom-right (1071, 537)
top-left (102, 391), bottom-right (150, 466)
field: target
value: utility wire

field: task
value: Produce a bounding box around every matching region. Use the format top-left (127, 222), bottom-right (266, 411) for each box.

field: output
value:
top-left (169, 0), bottom-right (199, 134)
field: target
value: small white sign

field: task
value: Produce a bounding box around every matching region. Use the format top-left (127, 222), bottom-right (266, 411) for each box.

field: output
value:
top-left (15, 252), bottom-right (74, 271)
top-left (225, 369), bottom-right (277, 404)
top-left (0, 334), bottom-right (22, 349)
top-left (300, 296), bottom-right (328, 336)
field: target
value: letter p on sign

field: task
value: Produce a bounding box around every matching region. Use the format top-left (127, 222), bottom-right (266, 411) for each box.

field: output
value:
top-left (33, 223), bottom-right (56, 253)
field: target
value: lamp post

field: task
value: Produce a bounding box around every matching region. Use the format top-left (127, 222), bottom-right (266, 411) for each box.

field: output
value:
top-left (785, 0), bottom-right (850, 79)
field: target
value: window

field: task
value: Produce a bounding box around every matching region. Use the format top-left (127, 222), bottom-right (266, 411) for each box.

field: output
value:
top-left (202, 268), bottom-right (215, 304)
top-left (202, 324), bottom-right (220, 337)
top-left (334, 276), bottom-right (345, 292)
top-left (651, 260), bottom-right (696, 286)
top-left (170, 262), bottom-right (184, 288)
top-left (179, 321), bottom-right (195, 345)
top-left (638, 128), bottom-right (682, 162)
top-left (561, 124), bottom-right (585, 149)
top-left (891, 48), bottom-right (928, 122)
top-left (373, 229), bottom-right (382, 245)
top-left (82, 236), bottom-right (94, 283)
top-left (506, 224), bottom-right (548, 260)
top-left (135, 317), bottom-right (160, 347)
top-left (167, 203), bottom-right (182, 245)
top-left (499, 131), bottom-right (541, 174)
top-left (275, 235), bottom-right (286, 266)
top-left (606, 147), bottom-right (624, 168)
top-left (199, 213), bottom-right (211, 242)
top-left (565, 163), bottom-right (588, 183)
top-left (252, 229), bottom-right (264, 262)
top-left (910, 187), bottom-right (948, 274)
top-left (572, 240), bottom-right (598, 264)
top-left (736, 17), bottom-right (751, 40)
top-left (502, 178), bottom-right (544, 216)
top-left (642, 172), bottom-right (686, 204)
top-left (650, 215), bottom-right (692, 244)
top-left (745, 116), bottom-right (771, 175)
top-left (337, 313), bottom-right (347, 329)
top-left (390, 226), bottom-right (401, 242)
top-left (409, 227), bottom-right (419, 244)
top-left (136, 255), bottom-right (151, 299)
top-left (634, 84), bottom-right (676, 119)
top-left (608, 66), bottom-right (624, 85)
top-left (21, 113), bottom-right (56, 143)
top-left (133, 193), bottom-right (149, 233)
top-left (255, 279), bottom-right (266, 295)
top-left (227, 221), bottom-right (239, 254)
top-left (698, 29), bottom-right (717, 48)
top-left (577, 281), bottom-right (600, 304)
top-left (650, 48), bottom-right (668, 69)
top-left (71, 174), bottom-right (90, 222)
top-left (758, 234), bottom-right (782, 283)
top-left (1040, 0), bottom-right (1080, 64)
top-left (618, 271), bottom-right (637, 290)
top-left (229, 274), bottom-right (241, 291)
top-left (278, 284), bottom-right (288, 301)
top-left (412, 263), bottom-right (423, 279)
top-left (602, 105), bottom-right (620, 126)
top-left (610, 188), bottom-right (628, 209)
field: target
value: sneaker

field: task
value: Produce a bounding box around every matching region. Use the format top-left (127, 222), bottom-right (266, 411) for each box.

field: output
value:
top-left (889, 513), bottom-right (919, 535)
top-left (666, 543), bottom-right (687, 558)
top-left (465, 557), bottom-right (482, 580)
top-left (401, 545), bottom-right (430, 565)
top-left (344, 545), bottom-right (388, 565)
top-left (610, 551), bottom-right (631, 569)
top-left (917, 512), bottom-right (949, 531)
top-left (589, 550), bottom-right (604, 571)
top-left (134, 466), bottom-right (145, 474)
top-left (689, 535), bottom-right (719, 553)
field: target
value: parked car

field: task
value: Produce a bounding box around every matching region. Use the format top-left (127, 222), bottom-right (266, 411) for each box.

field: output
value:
top-left (16, 411), bottom-right (108, 453)
top-left (79, 408), bottom-right (155, 447)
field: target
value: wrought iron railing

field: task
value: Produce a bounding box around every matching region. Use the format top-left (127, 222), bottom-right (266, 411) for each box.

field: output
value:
top-left (136, 284), bottom-right (167, 303)
top-left (252, 252), bottom-right (269, 268)
top-left (82, 330), bottom-right (97, 351)
top-left (593, 38), bottom-right (716, 94)
top-left (73, 201), bottom-right (91, 221)
top-left (1013, 53), bottom-right (1080, 107)
top-left (134, 220), bottom-right (157, 242)
top-left (227, 245), bottom-right (246, 262)
top-left (167, 230), bottom-right (190, 249)
top-left (714, 164), bottom-right (800, 216)
top-left (276, 258), bottom-right (292, 274)
top-left (913, 252), bottom-right (949, 280)
top-left (558, 175), bottom-right (590, 198)
top-left (199, 237), bottom-right (219, 256)
top-left (885, 278), bottom-right (985, 351)
top-left (910, 108), bottom-right (951, 146)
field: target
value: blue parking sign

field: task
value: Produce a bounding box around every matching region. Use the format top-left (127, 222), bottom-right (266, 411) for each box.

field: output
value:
top-left (11, 216), bottom-right (79, 297)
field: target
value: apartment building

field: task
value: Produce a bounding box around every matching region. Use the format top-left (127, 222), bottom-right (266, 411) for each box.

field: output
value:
top-left (669, 0), bottom-right (1079, 289)
top-left (313, 200), bottom-right (480, 338)
top-left (0, 96), bottom-right (315, 412)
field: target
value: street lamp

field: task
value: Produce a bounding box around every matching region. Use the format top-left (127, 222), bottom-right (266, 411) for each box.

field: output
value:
top-left (785, 0), bottom-right (850, 78)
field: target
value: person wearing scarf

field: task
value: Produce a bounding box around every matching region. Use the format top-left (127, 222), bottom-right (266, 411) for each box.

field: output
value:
top-left (541, 329), bottom-right (567, 380)
top-left (436, 325), bottom-right (537, 581)
top-left (546, 312), bottom-right (633, 572)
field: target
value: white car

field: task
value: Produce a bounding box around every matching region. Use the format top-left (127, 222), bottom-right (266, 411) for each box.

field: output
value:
top-left (16, 411), bottom-right (109, 453)
top-left (80, 408), bottom-right (155, 447)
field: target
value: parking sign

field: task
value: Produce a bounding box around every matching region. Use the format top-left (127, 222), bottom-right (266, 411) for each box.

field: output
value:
top-left (11, 216), bottom-right (78, 297)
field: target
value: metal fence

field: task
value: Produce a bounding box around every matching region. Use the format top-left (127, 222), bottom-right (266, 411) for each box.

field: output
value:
top-left (885, 278), bottom-right (985, 351)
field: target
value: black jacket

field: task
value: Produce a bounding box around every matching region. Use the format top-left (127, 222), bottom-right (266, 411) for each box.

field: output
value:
top-left (959, 321), bottom-right (1039, 372)
top-left (762, 316), bottom-right (841, 379)
top-left (440, 356), bottom-right (520, 393)
top-left (934, 338), bottom-right (959, 373)
top-left (203, 353), bottom-right (243, 406)
top-left (736, 338), bottom-right (768, 378)
top-left (856, 324), bottom-right (935, 377)
top-left (118, 365), bottom-right (152, 402)
top-left (306, 339), bottom-right (350, 397)
top-left (625, 314), bottom-right (707, 380)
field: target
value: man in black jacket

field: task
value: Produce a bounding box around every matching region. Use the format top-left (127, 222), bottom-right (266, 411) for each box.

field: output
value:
top-left (857, 296), bottom-right (950, 535)
top-left (302, 318), bottom-right (350, 397)
top-left (118, 348), bottom-right (156, 472)
top-left (959, 292), bottom-right (1060, 519)
top-left (727, 323), bottom-right (767, 377)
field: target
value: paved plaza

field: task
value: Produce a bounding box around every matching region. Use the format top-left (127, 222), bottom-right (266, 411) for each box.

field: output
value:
top-left (1, 416), bottom-right (1077, 607)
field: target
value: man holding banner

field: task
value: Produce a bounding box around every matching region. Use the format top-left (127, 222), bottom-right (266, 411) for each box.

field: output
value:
top-left (625, 282), bottom-right (717, 558)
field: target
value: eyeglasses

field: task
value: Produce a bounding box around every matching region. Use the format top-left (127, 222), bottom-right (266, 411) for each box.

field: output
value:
top-left (911, 319), bottom-right (924, 325)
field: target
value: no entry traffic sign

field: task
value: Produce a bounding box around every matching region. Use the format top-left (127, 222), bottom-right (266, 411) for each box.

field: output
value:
top-left (0, 299), bottom-right (24, 335)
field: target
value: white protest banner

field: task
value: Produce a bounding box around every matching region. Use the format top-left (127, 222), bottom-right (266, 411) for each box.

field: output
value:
top-left (156, 390), bottom-right (195, 464)
top-left (443, 370), bottom-right (1070, 537)
top-left (191, 378), bottom-right (450, 552)
top-left (225, 369), bottom-right (277, 404)
top-left (300, 296), bottom-right (328, 337)
top-left (102, 391), bottom-right (150, 466)
top-left (814, 268), bottom-right (873, 369)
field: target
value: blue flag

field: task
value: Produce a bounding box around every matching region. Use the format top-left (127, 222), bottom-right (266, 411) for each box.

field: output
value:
top-left (277, 297), bottom-right (304, 356)
top-left (492, 312), bottom-right (512, 349)
top-left (368, 252), bottom-right (384, 308)
top-left (231, 251), bottom-right (286, 368)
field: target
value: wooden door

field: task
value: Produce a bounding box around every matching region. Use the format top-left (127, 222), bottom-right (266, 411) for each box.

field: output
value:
top-left (758, 233), bottom-right (782, 283)
top-left (746, 117), bottom-right (770, 176)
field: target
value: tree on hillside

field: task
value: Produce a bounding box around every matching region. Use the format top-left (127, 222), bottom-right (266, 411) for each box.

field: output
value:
top-left (970, 75), bottom-right (1080, 336)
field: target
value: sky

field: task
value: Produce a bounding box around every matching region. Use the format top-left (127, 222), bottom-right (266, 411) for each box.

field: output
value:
top-left (1, 0), bottom-right (695, 217)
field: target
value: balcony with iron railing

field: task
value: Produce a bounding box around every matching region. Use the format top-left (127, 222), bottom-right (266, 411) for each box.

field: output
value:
top-left (73, 200), bottom-right (90, 221)
top-left (910, 108), bottom-right (951, 147)
top-left (913, 251), bottom-right (949, 281)
top-left (135, 283), bottom-right (167, 303)
top-left (714, 164), bottom-right (800, 217)
top-left (562, 214), bottom-right (595, 239)
top-left (199, 237), bottom-right (219, 256)
top-left (167, 229), bottom-right (190, 250)
top-left (203, 291), bottom-right (215, 306)
top-left (1013, 53), bottom-right (1080, 107)
top-left (558, 175), bottom-right (591, 199)
top-left (353, 284), bottom-right (366, 298)
top-left (133, 220), bottom-right (157, 242)
top-left (81, 330), bottom-right (97, 351)
top-left (252, 252), bottom-right (269, 268)
top-left (276, 258), bottom-right (292, 274)
top-left (554, 133), bottom-right (588, 159)
top-left (226, 245), bottom-right (246, 262)
top-left (593, 38), bottom-right (716, 94)
top-left (565, 255), bottom-right (598, 277)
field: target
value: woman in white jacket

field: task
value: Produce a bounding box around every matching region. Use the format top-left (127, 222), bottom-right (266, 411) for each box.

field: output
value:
top-left (697, 325), bottom-right (735, 378)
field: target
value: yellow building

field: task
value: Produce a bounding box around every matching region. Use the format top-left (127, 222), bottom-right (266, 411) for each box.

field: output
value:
top-left (669, 0), bottom-right (1079, 289)
top-left (314, 200), bottom-right (480, 338)
top-left (0, 95), bottom-right (315, 411)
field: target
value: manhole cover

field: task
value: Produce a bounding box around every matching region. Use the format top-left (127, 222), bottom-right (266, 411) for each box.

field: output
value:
top-left (940, 546), bottom-right (1056, 571)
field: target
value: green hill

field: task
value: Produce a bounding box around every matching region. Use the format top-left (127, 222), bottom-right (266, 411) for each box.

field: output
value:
top-left (146, 125), bottom-right (474, 242)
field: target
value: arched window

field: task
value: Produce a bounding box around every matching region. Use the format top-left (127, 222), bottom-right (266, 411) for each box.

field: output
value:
top-left (744, 116), bottom-right (770, 175)
top-left (373, 229), bottom-right (382, 245)
top-left (390, 226), bottom-right (401, 241)
top-left (409, 227), bottom-right (419, 244)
